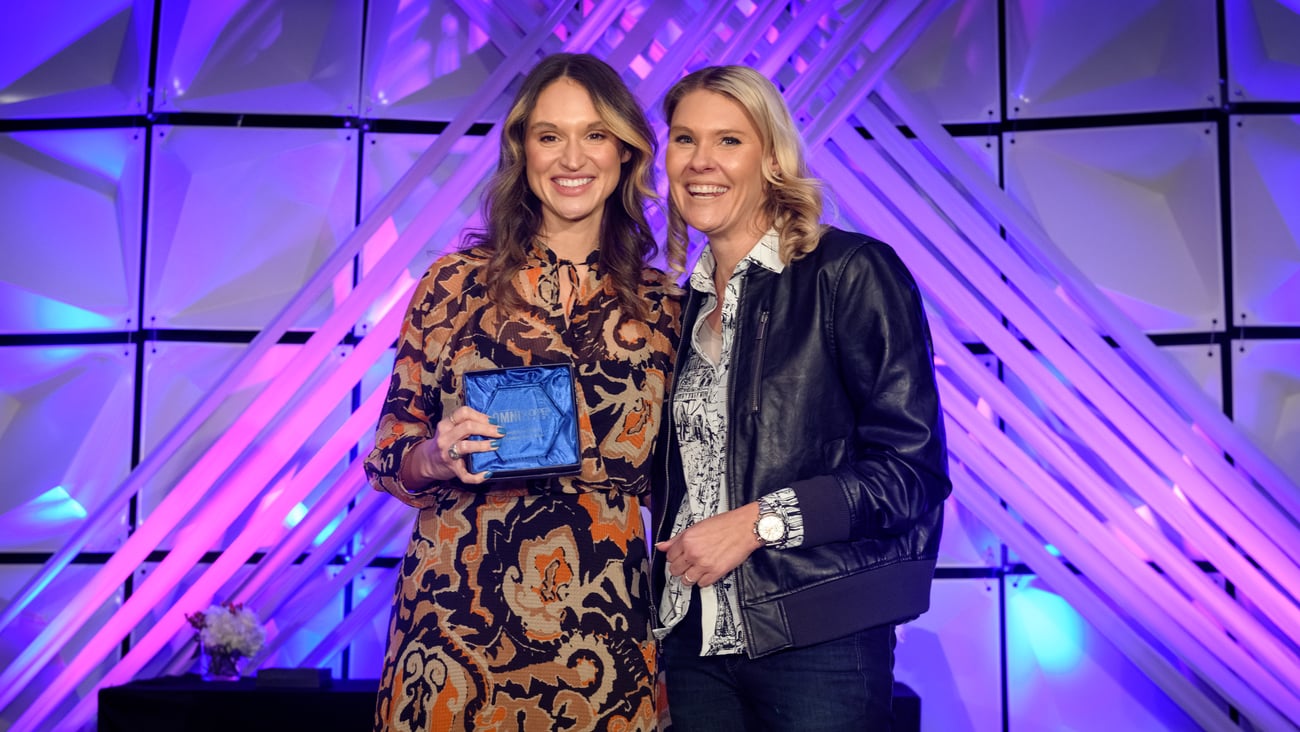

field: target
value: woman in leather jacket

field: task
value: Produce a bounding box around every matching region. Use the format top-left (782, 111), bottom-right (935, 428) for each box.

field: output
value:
top-left (651, 65), bottom-right (951, 731)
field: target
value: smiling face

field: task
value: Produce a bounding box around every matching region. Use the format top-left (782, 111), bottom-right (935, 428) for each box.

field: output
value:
top-left (665, 89), bottom-right (772, 250)
top-left (524, 77), bottom-right (630, 248)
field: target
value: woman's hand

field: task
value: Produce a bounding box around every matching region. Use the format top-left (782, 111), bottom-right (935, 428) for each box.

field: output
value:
top-left (655, 502), bottom-right (762, 588)
top-left (401, 406), bottom-right (503, 488)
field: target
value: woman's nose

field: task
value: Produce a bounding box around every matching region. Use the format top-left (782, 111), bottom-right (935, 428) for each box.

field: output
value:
top-left (560, 138), bottom-right (583, 168)
top-left (687, 146), bottom-right (715, 171)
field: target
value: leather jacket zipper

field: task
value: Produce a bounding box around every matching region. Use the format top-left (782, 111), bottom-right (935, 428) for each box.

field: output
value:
top-left (737, 303), bottom-right (768, 655)
top-left (750, 309), bottom-right (769, 414)
top-left (652, 287), bottom-right (699, 614)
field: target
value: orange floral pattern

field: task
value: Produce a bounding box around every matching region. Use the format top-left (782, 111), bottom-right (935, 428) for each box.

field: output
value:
top-left (366, 242), bottom-right (679, 732)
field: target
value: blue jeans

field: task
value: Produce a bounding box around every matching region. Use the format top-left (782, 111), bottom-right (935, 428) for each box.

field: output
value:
top-left (661, 594), bottom-right (897, 731)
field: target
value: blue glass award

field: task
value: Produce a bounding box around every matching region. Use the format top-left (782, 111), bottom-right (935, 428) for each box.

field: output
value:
top-left (463, 363), bottom-right (581, 479)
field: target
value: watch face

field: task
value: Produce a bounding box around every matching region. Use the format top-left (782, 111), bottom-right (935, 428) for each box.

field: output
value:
top-left (757, 513), bottom-right (785, 543)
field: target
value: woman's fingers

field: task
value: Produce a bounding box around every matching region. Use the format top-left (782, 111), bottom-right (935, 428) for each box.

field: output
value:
top-left (658, 508), bottom-right (761, 587)
top-left (432, 407), bottom-right (505, 482)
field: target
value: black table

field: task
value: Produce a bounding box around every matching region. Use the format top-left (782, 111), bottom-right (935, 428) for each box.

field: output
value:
top-left (98, 674), bottom-right (377, 732)
top-left (99, 674), bottom-right (918, 731)
top-left (893, 681), bottom-right (922, 731)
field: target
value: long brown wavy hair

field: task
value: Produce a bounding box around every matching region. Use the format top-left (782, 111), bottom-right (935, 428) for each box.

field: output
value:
top-left (662, 65), bottom-right (825, 265)
top-left (466, 53), bottom-right (682, 319)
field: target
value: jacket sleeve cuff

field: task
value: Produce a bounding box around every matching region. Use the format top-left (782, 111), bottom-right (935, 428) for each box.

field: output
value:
top-left (789, 475), bottom-right (851, 547)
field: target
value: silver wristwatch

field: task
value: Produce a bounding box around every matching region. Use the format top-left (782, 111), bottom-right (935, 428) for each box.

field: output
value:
top-left (753, 498), bottom-right (787, 546)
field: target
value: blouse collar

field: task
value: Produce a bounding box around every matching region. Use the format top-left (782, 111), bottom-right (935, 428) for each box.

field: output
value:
top-left (688, 228), bottom-right (782, 293)
top-left (528, 238), bottom-right (601, 268)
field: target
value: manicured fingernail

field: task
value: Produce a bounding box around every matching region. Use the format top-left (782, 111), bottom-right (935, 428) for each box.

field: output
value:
top-left (483, 471), bottom-right (493, 479)
top-left (490, 439), bottom-right (501, 449)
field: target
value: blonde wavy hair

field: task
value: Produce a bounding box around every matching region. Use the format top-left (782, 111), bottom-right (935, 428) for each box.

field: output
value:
top-left (662, 65), bottom-right (824, 264)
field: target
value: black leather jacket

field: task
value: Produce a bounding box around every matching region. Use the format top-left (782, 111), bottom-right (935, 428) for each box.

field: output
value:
top-left (651, 227), bottom-right (951, 657)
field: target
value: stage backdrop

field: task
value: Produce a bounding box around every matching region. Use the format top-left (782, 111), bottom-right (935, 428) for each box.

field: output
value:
top-left (1, 1), bottom-right (1299, 731)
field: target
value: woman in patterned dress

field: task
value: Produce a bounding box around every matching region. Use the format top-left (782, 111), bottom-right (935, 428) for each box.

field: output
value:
top-left (364, 53), bottom-right (683, 731)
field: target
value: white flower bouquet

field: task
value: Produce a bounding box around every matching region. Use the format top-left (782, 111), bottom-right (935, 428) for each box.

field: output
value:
top-left (186, 601), bottom-right (265, 661)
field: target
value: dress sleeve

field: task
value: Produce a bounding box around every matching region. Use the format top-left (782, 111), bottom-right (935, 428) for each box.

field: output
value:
top-left (363, 254), bottom-right (468, 508)
top-left (650, 271), bottom-right (684, 382)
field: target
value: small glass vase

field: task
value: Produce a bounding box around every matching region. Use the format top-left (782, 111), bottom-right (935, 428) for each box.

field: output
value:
top-left (200, 645), bottom-right (243, 682)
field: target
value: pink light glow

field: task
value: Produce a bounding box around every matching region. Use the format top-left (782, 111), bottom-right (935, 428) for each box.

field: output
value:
top-left (878, 78), bottom-right (1300, 518)
top-left (35, 347), bottom-right (393, 731)
top-left (840, 92), bottom-right (1300, 649)
top-left (811, 142), bottom-right (1300, 698)
top-left (942, 399), bottom-right (1296, 729)
top-left (249, 493), bottom-right (410, 669)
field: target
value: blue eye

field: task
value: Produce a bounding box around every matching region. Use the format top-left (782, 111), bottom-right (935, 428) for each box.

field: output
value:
top-left (673, 134), bottom-right (694, 144)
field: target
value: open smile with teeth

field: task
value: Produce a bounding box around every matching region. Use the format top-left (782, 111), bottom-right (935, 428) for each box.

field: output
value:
top-left (687, 184), bottom-right (728, 197)
top-left (555, 177), bottom-right (594, 188)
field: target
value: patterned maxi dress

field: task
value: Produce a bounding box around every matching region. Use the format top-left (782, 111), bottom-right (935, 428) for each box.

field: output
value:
top-left (365, 240), bottom-right (680, 732)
